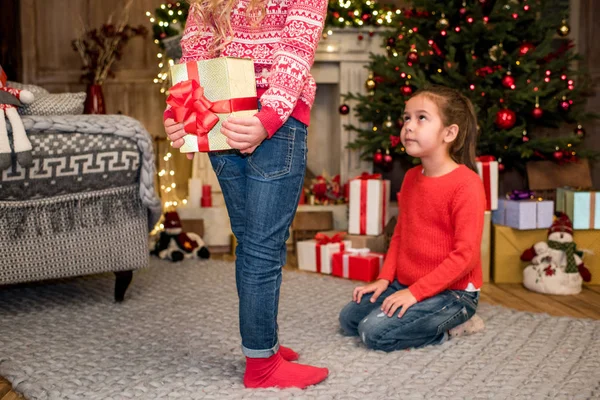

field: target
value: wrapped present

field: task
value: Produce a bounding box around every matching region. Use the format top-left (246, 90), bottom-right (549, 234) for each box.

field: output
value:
top-left (476, 156), bottom-right (498, 211)
top-left (348, 173), bottom-right (391, 236)
top-left (481, 211), bottom-right (491, 283)
top-left (296, 233), bottom-right (351, 274)
top-left (168, 58), bottom-right (258, 152)
top-left (331, 248), bottom-right (385, 282)
top-left (492, 196), bottom-right (554, 230)
top-left (492, 224), bottom-right (600, 284)
top-left (319, 230), bottom-right (387, 254)
top-left (556, 187), bottom-right (600, 230)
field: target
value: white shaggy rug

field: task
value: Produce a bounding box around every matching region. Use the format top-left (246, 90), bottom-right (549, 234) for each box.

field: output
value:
top-left (1, 259), bottom-right (599, 400)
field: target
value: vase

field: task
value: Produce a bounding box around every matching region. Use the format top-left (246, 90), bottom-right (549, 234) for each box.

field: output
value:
top-left (84, 84), bottom-right (106, 114)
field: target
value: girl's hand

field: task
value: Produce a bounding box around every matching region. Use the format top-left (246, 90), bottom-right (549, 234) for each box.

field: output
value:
top-left (221, 116), bottom-right (268, 154)
top-left (381, 289), bottom-right (417, 318)
top-left (353, 279), bottom-right (390, 304)
top-left (164, 118), bottom-right (194, 160)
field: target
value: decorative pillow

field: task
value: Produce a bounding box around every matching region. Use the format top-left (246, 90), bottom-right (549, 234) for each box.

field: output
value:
top-left (18, 92), bottom-right (87, 116)
top-left (7, 81), bottom-right (49, 97)
top-left (7, 81), bottom-right (86, 116)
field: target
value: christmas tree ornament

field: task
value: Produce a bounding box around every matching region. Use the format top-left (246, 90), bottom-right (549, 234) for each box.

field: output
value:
top-left (389, 135), bottom-right (401, 147)
top-left (401, 84), bottom-right (413, 96)
top-left (387, 37), bottom-right (396, 47)
top-left (518, 42), bottom-right (535, 56)
top-left (339, 104), bottom-right (350, 115)
top-left (384, 116), bottom-right (393, 129)
top-left (557, 20), bottom-right (570, 37)
top-left (373, 149), bottom-right (384, 164)
top-left (383, 148), bottom-right (393, 164)
top-left (365, 74), bottom-right (376, 90)
top-left (559, 96), bottom-right (570, 111)
top-left (488, 44), bottom-right (504, 61)
top-left (574, 124), bottom-right (586, 138)
top-left (531, 107), bottom-right (543, 119)
top-left (553, 150), bottom-right (564, 160)
top-left (495, 108), bottom-right (516, 129)
top-left (436, 14), bottom-right (450, 30)
top-left (498, 162), bottom-right (505, 172)
top-left (406, 50), bottom-right (419, 65)
top-left (502, 72), bottom-right (516, 89)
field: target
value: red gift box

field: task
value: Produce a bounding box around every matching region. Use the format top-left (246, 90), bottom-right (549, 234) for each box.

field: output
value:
top-left (331, 249), bottom-right (384, 282)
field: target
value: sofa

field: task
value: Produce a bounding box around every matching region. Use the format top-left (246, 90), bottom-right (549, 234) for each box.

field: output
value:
top-left (0, 107), bottom-right (162, 301)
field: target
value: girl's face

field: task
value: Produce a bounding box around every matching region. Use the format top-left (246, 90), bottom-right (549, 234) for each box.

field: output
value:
top-left (401, 95), bottom-right (452, 159)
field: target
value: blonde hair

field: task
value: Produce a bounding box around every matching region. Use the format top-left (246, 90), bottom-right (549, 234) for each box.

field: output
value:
top-left (411, 85), bottom-right (479, 173)
top-left (188, 0), bottom-right (266, 56)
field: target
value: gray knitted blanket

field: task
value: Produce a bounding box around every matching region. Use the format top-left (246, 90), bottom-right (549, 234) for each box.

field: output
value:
top-left (1, 259), bottom-right (599, 399)
top-left (16, 115), bottom-right (162, 229)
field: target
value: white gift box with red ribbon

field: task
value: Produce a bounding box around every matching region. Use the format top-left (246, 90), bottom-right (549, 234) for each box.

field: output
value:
top-left (296, 234), bottom-right (351, 274)
top-left (348, 174), bottom-right (391, 236)
top-left (476, 156), bottom-right (498, 211)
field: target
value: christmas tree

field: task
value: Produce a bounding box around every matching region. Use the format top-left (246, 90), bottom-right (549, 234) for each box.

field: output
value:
top-left (344, 0), bottom-right (597, 174)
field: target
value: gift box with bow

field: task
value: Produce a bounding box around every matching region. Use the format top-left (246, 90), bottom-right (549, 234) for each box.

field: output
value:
top-left (331, 248), bottom-right (384, 282)
top-left (476, 156), bottom-right (498, 211)
top-left (296, 233), bottom-right (351, 274)
top-left (168, 58), bottom-right (258, 152)
top-left (348, 173), bottom-right (390, 236)
top-left (492, 191), bottom-right (554, 230)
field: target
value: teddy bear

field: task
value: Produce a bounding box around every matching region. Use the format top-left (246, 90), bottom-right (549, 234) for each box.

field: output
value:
top-left (0, 65), bottom-right (34, 171)
top-left (520, 212), bottom-right (591, 295)
top-left (150, 211), bottom-right (210, 262)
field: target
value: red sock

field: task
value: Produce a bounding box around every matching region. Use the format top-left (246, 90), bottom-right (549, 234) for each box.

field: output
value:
top-left (279, 345), bottom-right (299, 361)
top-left (243, 351), bottom-right (328, 389)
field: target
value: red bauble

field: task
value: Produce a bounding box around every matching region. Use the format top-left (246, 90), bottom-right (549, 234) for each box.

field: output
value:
top-left (357, 34), bottom-right (364, 41)
top-left (401, 85), bottom-right (413, 96)
top-left (338, 104), bottom-right (350, 115)
top-left (559, 100), bottom-right (570, 111)
top-left (518, 43), bottom-right (535, 56)
top-left (498, 163), bottom-right (505, 172)
top-left (495, 109), bottom-right (517, 129)
top-left (406, 51), bottom-right (419, 65)
top-left (531, 106), bottom-right (543, 119)
top-left (373, 150), bottom-right (384, 164)
top-left (502, 74), bottom-right (515, 89)
top-left (553, 151), bottom-right (564, 160)
top-left (383, 153), bottom-right (393, 164)
top-left (459, 7), bottom-right (468, 15)
top-left (574, 124), bottom-right (586, 138)
top-left (387, 37), bottom-right (396, 46)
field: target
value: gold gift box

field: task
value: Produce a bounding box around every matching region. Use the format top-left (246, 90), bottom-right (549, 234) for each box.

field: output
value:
top-left (169, 57), bottom-right (257, 152)
top-left (492, 224), bottom-right (600, 284)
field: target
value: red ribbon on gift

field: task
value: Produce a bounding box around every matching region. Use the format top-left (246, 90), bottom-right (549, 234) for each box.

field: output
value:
top-left (314, 233), bottom-right (345, 273)
top-left (476, 155), bottom-right (495, 210)
top-left (352, 173), bottom-right (385, 235)
top-left (166, 62), bottom-right (257, 151)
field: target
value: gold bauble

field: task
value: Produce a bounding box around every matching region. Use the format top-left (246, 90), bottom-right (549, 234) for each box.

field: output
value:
top-left (436, 17), bottom-right (450, 30)
top-left (365, 78), bottom-right (376, 90)
top-left (557, 20), bottom-right (570, 37)
top-left (384, 119), bottom-right (393, 129)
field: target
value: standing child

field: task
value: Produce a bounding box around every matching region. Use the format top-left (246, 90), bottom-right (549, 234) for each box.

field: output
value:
top-left (339, 85), bottom-right (486, 351)
top-left (164, 0), bottom-right (329, 389)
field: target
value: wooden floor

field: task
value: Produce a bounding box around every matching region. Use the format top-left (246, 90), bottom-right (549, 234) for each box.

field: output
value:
top-left (1, 275), bottom-right (598, 399)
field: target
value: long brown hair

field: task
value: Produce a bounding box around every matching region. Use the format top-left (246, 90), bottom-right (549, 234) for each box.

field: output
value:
top-left (412, 85), bottom-right (479, 173)
top-left (188, 0), bottom-right (266, 56)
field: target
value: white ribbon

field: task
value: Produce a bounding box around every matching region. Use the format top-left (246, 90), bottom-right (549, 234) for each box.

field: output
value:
top-left (342, 248), bottom-right (371, 278)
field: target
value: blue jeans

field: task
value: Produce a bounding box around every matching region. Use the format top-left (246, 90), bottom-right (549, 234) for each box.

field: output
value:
top-left (208, 116), bottom-right (307, 358)
top-left (339, 281), bottom-right (478, 351)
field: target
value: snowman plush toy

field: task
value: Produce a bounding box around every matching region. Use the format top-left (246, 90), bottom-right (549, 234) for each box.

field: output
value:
top-left (151, 211), bottom-right (210, 262)
top-left (520, 212), bottom-right (592, 295)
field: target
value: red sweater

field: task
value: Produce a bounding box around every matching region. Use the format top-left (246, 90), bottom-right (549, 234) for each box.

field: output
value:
top-left (177, 0), bottom-right (328, 137)
top-left (378, 165), bottom-right (486, 301)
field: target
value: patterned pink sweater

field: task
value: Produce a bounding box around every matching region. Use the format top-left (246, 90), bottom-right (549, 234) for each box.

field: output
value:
top-left (178, 0), bottom-right (328, 137)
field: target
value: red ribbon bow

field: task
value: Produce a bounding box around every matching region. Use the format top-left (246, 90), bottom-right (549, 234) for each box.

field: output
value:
top-left (314, 232), bottom-right (345, 245)
top-left (166, 64), bottom-right (257, 151)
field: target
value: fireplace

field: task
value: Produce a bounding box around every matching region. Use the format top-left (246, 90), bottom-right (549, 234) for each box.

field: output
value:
top-left (309, 28), bottom-right (385, 182)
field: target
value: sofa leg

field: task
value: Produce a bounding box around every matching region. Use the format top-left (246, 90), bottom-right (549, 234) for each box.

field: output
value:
top-left (114, 270), bottom-right (133, 302)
